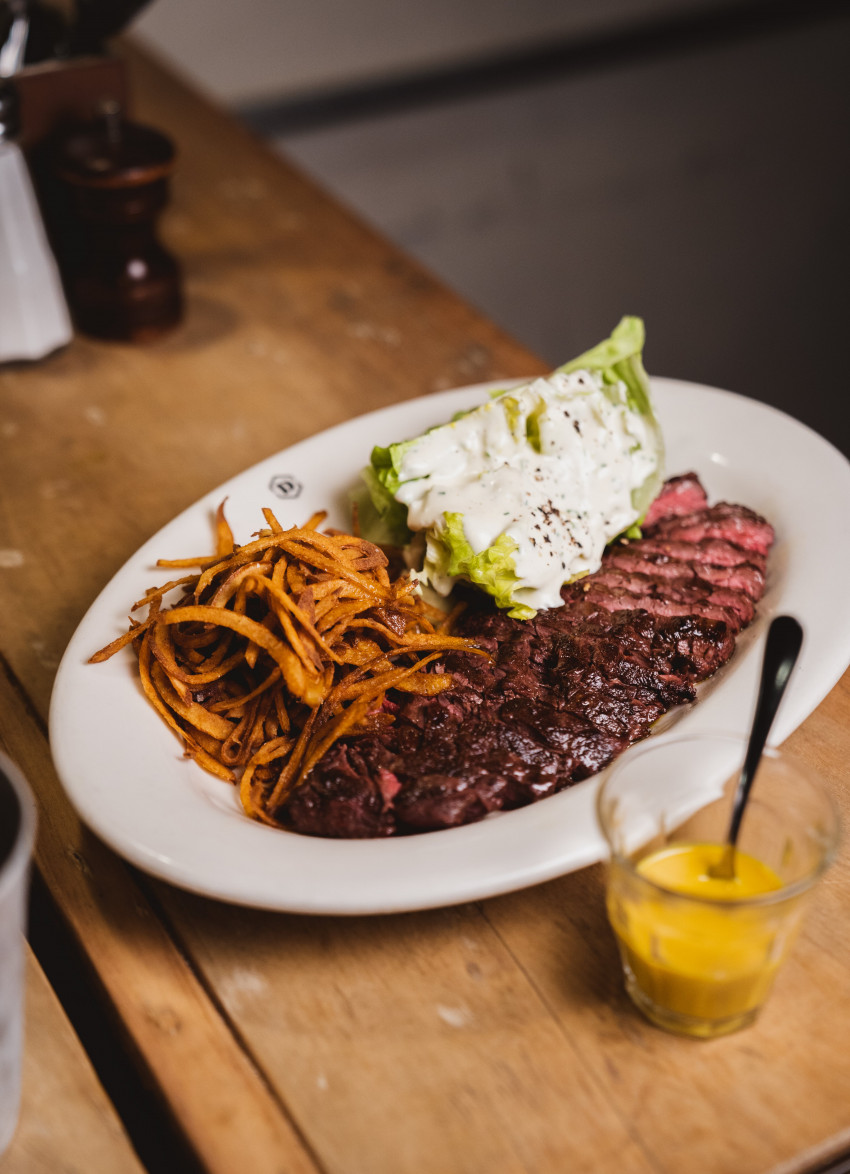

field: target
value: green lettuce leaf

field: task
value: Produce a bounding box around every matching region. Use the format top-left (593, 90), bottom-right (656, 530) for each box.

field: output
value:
top-left (426, 513), bottom-right (536, 620)
top-left (361, 442), bottom-right (415, 545)
top-left (558, 315), bottom-right (664, 521)
top-left (350, 472), bottom-right (410, 547)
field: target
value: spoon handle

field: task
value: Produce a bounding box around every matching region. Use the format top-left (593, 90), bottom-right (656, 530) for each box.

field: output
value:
top-left (727, 614), bottom-right (803, 849)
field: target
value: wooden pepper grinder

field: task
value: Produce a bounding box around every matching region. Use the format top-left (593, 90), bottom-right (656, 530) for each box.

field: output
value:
top-left (54, 100), bottom-right (183, 342)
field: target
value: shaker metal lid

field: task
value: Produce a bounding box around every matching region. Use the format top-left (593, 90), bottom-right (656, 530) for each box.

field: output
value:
top-left (55, 100), bottom-right (175, 188)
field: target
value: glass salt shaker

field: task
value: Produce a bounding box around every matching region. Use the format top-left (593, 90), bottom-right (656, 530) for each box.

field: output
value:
top-left (0, 82), bottom-right (72, 362)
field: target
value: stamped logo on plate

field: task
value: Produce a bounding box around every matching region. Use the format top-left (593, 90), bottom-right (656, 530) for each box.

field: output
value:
top-left (269, 474), bottom-right (303, 500)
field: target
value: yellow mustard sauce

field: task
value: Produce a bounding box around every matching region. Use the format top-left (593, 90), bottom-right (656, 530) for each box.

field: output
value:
top-left (608, 842), bottom-right (800, 1030)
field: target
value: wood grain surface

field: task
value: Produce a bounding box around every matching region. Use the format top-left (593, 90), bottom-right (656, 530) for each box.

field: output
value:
top-left (0, 36), bottom-right (848, 1174)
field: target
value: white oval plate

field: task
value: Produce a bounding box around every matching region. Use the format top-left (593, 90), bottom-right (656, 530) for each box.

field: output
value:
top-left (49, 378), bottom-right (850, 914)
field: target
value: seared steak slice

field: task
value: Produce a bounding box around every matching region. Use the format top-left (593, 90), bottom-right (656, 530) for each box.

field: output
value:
top-left (643, 472), bottom-right (708, 527)
top-left (285, 739), bottom-right (396, 838)
top-left (553, 614), bottom-right (696, 705)
top-left (645, 502), bottom-right (774, 557)
top-left (604, 549), bottom-right (765, 599)
top-left (586, 569), bottom-right (755, 626)
top-left (648, 613), bottom-right (737, 679)
top-left (567, 581), bottom-right (743, 630)
top-left (549, 609), bottom-right (734, 742)
top-left (635, 537), bottom-right (767, 571)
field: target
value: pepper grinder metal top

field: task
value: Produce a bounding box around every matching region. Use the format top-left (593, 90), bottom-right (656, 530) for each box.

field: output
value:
top-left (53, 100), bottom-right (183, 342)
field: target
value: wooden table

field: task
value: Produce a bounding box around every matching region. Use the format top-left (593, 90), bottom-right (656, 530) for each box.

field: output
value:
top-left (1, 39), bottom-right (849, 1174)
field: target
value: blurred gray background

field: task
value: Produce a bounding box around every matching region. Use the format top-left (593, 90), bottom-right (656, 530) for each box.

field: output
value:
top-left (135, 0), bottom-right (850, 454)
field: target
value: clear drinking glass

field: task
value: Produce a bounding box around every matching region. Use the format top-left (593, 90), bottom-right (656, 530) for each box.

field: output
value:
top-left (597, 734), bottom-right (840, 1039)
top-left (0, 751), bottom-right (36, 1155)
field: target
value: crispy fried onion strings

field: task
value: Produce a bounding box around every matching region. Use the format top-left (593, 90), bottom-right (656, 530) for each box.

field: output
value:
top-left (90, 505), bottom-right (483, 827)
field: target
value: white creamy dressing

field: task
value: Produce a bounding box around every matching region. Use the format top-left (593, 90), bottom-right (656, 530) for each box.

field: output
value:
top-left (393, 370), bottom-right (658, 611)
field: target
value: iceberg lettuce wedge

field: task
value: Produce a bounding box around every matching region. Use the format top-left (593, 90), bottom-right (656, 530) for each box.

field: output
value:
top-left (359, 317), bottom-right (664, 617)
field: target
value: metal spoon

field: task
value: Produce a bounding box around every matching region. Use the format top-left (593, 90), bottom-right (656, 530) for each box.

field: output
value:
top-left (709, 614), bottom-right (804, 880)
